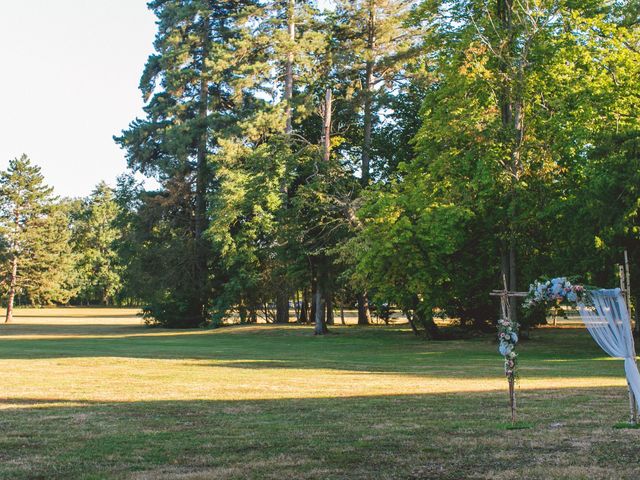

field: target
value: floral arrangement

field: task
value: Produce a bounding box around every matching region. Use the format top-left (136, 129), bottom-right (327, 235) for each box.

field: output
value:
top-left (496, 276), bottom-right (587, 423)
top-left (498, 317), bottom-right (518, 377)
top-left (498, 277), bottom-right (586, 380)
top-left (523, 277), bottom-right (586, 309)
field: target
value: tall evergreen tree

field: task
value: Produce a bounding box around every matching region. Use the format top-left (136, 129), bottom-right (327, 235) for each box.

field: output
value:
top-left (0, 155), bottom-right (74, 322)
top-left (116, 0), bottom-right (256, 326)
top-left (329, 0), bottom-right (424, 325)
top-left (71, 182), bottom-right (122, 305)
top-left (207, 0), bottom-right (331, 327)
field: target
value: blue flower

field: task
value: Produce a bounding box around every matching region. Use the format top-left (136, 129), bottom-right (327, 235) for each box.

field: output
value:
top-left (499, 342), bottom-right (513, 356)
top-left (567, 291), bottom-right (577, 302)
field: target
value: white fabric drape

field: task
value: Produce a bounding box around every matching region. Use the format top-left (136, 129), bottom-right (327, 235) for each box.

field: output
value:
top-left (577, 288), bottom-right (640, 408)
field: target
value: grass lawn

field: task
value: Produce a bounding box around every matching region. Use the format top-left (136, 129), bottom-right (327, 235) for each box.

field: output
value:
top-left (1, 308), bottom-right (639, 479)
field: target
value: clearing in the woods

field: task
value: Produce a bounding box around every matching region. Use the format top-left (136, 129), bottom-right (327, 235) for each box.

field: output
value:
top-left (0, 308), bottom-right (638, 479)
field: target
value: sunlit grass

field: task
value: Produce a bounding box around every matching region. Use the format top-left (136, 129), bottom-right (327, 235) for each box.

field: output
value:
top-left (1, 308), bottom-right (639, 479)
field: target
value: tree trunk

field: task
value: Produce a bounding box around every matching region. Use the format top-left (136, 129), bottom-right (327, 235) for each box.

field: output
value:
top-left (239, 302), bottom-right (247, 324)
top-left (275, 292), bottom-right (290, 324)
top-left (340, 304), bottom-right (346, 325)
top-left (193, 15), bottom-right (210, 324)
top-left (4, 256), bottom-right (17, 324)
top-left (312, 259), bottom-right (329, 335)
top-left (416, 309), bottom-right (439, 340)
top-left (326, 290), bottom-right (334, 325)
top-left (410, 296), bottom-right (439, 339)
top-left (357, 292), bottom-right (372, 325)
top-left (285, 0), bottom-right (295, 134)
top-left (275, 1), bottom-right (296, 324)
top-left (310, 278), bottom-right (317, 325)
top-left (361, 2), bottom-right (375, 186)
top-left (314, 284), bottom-right (328, 335)
top-left (404, 310), bottom-right (420, 336)
top-left (508, 236), bottom-right (518, 324)
top-left (300, 291), bottom-right (309, 323)
top-left (323, 88), bottom-right (332, 162)
top-left (497, 0), bottom-right (522, 327)
top-left (293, 291), bottom-right (301, 322)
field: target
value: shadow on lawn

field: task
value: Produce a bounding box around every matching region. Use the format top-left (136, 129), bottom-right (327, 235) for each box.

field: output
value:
top-left (1, 389), bottom-right (639, 480)
top-left (0, 386), bottom-right (630, 412)
top-left (0, 324), bottom-right (627, 381)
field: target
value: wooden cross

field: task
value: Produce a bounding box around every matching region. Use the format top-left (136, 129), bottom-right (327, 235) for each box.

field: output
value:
top-left (490, 276), bottom-right (527, 424)
top-left (489, 276), bottom-right (527, 317)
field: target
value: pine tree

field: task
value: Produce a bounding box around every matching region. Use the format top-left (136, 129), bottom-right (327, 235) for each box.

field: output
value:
top-left (0, 155), bottom-right (74, 321)
top-left (330, 0), bottom-right (422, 325)
top-left (332, 0), bottom-right (420, 185)
top-left (116, 0), bottom-right (257, 326)
top-left (71, 182), bottom-right (122, 305)
top-left (207, 0), bottom-right (328, 326)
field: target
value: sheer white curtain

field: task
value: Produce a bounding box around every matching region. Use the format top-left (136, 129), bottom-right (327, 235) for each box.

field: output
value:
top-left (577, 288), bottom-right (640, 408)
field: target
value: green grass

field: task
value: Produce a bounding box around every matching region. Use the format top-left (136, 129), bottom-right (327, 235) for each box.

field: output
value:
top-left (1, 308), bottom-right (639, 479)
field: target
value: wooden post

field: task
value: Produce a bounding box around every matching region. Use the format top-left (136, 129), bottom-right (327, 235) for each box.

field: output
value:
top-left (508, 374), bottom-right (516, 423)
top-left (625, 249), bottom-right (632, 322)
top-left (491, 279), bottom-right (527, 424)
top-left (623, 253), bottom-right (638, 424)
top-left (619, 261), bottom-right (637, 424)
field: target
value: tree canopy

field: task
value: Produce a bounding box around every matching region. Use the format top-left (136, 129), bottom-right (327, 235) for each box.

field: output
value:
top-left (2, 0), bottom-right (638, 335)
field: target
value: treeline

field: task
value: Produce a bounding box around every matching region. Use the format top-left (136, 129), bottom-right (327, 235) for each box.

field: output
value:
top-left (0, 156), bottom-right (124, 322)
top-left (2, 1), bottom-right (639, 335)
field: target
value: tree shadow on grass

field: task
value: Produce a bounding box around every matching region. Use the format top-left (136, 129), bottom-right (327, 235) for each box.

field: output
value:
top-left (0, 388), bottom-right (639, 480)
top-left (0, 324), bottom-right (628, 380)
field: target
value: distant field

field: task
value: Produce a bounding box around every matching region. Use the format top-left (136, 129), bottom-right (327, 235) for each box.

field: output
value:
top-left (0, 308), bottom-right (639, 479)
top-left (5, 306), bottom-right (406, 327)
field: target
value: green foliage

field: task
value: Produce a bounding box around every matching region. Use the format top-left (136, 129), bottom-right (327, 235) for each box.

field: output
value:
top-left (115, 1), bottom-right (263, 325)
top-left (70, 182), bottom-right (122, 305)
top-left (5, 1), bottom-right (639, 333)
top-left (344, 167), bottom-right (474, 320)
top-left (0, 155), bottom-right (76, 305)
top-left (82, 0), bottom-right (633, 332)
top-left (113, 174), bottom-right (205, 327)
top-left (325, 0), bottom-right (636, 334)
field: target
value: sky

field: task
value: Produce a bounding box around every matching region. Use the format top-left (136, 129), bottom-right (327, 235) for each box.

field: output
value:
top-left (0, 0), bottom-right (334, 198)
top-left (0, 0), bottom-right (156, 198)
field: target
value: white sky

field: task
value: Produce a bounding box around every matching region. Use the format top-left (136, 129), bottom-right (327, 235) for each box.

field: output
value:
top-left (0, 0), bottom-right (156, 198)
top-left (0, 0), bottom-right (334, 198)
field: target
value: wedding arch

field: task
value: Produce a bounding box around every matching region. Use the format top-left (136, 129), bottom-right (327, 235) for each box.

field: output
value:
top-left (493, 276), bottom-right (640, 425)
